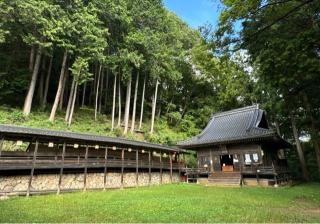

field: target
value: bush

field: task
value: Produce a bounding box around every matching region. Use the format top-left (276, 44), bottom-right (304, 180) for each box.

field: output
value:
top-left (113, 127), bottom-right (123, 137)
top-left (9, 110), bottom-right (27, 123)
top-left (167, 111), bottom-right (182, 125)
top-left (179, 115), bottom-right (200, 137)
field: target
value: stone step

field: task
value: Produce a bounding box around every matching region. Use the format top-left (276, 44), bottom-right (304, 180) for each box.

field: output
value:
top-left (208, 178), bottom-right (240, 181)
top-left (209, 172), bottom-right (241, 178)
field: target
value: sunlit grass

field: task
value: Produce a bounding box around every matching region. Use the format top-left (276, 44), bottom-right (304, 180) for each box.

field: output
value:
top-left (0, 183), bottom-right (319, 223)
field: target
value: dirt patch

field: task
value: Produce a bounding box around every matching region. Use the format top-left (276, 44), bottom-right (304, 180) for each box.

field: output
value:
top-left (294, 196), bottom-right (318, 207)
top-left (306, 208), bottom-right (320, 214)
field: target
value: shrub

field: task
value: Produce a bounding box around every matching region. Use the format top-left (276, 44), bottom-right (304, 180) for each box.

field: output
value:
top-left (9, 110), bottom-right (26, 123)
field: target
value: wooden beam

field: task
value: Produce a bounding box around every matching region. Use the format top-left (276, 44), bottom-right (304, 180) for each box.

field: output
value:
top-left (27, 140), bottom-right (38, 197)
top-left (57, 143), bottom-right (66, 194)
top-left (170, 153), bottom-right (173, 183)
top-left (136, 149), bottom-right (139, 186)
top-left (121, 148), bottom-right (124, 188)
top-left (148, 150), bottom-right (151, 185)
top-left (103, 147), bottom-right (108, 190)
top-left (83, 145), bottom-right (89, 191)
top-left (160, 151), bottom-right (162, 184)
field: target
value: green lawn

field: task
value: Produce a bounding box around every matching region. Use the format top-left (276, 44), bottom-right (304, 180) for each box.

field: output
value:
top-left (0, 183), bottom-right (319, 223)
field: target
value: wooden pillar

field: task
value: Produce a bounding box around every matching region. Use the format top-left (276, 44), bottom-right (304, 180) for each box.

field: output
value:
top-left (0, 137), bottom-right (3, 157)
top-left (136, 149), bottom-right (139, 186)
top-left (240, 164), bottom-right (243, 187)
top-left (160, 151), bottom-right (162, 184)
top-left (57, 142), bottom-right (66, 194)
top-left (210, 149), bottom-right (214, 172)
top-left (148, 150), bottom-right (151, 185)
top-left (103, 147), bottom-right (108, 190)
top-left (121, 148), bottom-right (124, 188)
top-left (170, 153), bottom-right (173, 183)
top-left (83, 145), bottom-right (89, 191)
top-left (272, 162), bottom-right (278, 187)
top-left (27, 140), bottom-right (38, 197)
top-left (177, 153), bottom-right (181, 182)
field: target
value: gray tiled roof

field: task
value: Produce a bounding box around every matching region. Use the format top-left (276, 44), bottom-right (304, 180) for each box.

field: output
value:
top-left (0, 124), bottom-right (181, 152)
top-left (177, 105), bottom-right (278, 148)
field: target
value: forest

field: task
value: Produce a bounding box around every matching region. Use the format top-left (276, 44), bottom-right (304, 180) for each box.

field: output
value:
top-left (0, 0), bottom-right (319, 181)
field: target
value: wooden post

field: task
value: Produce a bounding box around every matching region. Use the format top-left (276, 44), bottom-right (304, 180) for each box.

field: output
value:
top-left (83, 145), bottom-right (89, 191)
top-left (272, 162), bottom-right (278, 187)
top-left (103, 147), bottom-right (108, 190)
top-left (160, 151), bottom-right (162, 184)
top-left (121, 148), bottom-right (124, 188)
top-left (170, 153), bottom-right (173, 183)
top-left (240, 164), bottom-right (243, 187)
top-left (148, 150), bottom-right (151, 185)
top-left (27, 140), bottom-right (38, 197)
top-left (57, 143), bottom-right (66, 194)
top-left (136, 149), bottom-right (139, 186)
top-left (0, 137), bottom-right (3, 157)
top-left (177, 153), bottom-right (181, 182)
top-left (210, 149), bottom-right (214, 172)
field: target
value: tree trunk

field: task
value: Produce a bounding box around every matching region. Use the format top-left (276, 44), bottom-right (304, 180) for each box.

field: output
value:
top-left (42, 56), bottom-right (53, 107)
top-left (150, 79), bottom-right (159, 134)
top-left (68, 81), bottom-right (78, 126)
top-left (111, 74), bottom-right (117, 131)
top-left (93, 63), bottom-right (98, 101)
top-left (23, 47), bottom-right (42, 116)
top-left (29, 46), bottom-right (35, 72)
top-left (302, 93), bottom-right (320, 174)
top-left (95, 65), bottom-right (102, 121)
top-left (291, 115), bottom-right (310, 181)
top-left (88, 81), bottom-right (93, 106)
top-left (38, 58), bottom-right (45, 105)
top-left (275, 120), bottom-right (281, 136)
top-left (131, 72), bottom-right (139, 133)
top-left (117, 74), bottom-right (122, 127)
top-left (123, 75), bottom-right (132, 135)
top-left (59, 64), bottom-right (70, 111)
top-left (49, 50), bottom-right (68, 122)
top-left (65, 76), bottom-right (76, 122)
top-left (139, 75), bottom-right (146, 130)
top-left (82, 82), bottom-right (87, 108)
top-left (104, 69), bottom-right (109, 109)
top-left (98, 68), bottom-right (104, 114)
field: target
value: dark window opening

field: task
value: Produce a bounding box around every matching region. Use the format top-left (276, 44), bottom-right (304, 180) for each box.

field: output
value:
top-left (220, 155), bottom-right (233, 172)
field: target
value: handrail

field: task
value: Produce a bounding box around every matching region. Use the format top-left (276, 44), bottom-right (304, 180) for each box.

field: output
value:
top-left (0, 156), bottom-right (183, 170)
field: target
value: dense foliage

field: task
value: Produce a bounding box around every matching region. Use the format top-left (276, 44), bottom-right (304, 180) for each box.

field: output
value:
top-left (215, 0), bottom-right (320, 181)
top-left (0, 0), bottom-right (253, 133)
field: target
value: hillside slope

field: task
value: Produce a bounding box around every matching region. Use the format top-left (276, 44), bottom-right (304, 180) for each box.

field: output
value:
top-left (0, 106), bottom-right (192, 146)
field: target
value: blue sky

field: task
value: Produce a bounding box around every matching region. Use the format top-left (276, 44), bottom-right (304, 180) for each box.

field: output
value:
top-left (163, 0), bottom-right (223, 29)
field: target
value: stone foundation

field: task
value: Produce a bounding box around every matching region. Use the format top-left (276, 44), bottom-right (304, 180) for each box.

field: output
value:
top-left (0, 172), bottom-right (180, 193)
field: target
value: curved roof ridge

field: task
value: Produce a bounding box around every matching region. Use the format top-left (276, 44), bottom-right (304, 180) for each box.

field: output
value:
top-left (246, 108), bottom-right (261, 132)
top-left (196, 116), bottom-right (215, 139)
top-left (213, 105), bottom-right (259, 118)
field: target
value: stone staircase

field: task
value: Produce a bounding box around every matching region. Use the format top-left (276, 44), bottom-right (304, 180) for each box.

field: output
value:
top-left (207, 172), bottom-right (241, 186)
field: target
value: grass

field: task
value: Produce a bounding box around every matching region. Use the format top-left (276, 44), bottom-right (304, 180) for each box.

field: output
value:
top-left (0, 183), bottom-right (319, 223)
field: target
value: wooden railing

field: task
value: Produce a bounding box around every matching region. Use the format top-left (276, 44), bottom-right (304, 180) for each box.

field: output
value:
top-left (241, 164), bottom-right (289, 175)
top-left (0, 155), bottom-right (181, 170)
top-left (182, 167), bottom-right (208, 175)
